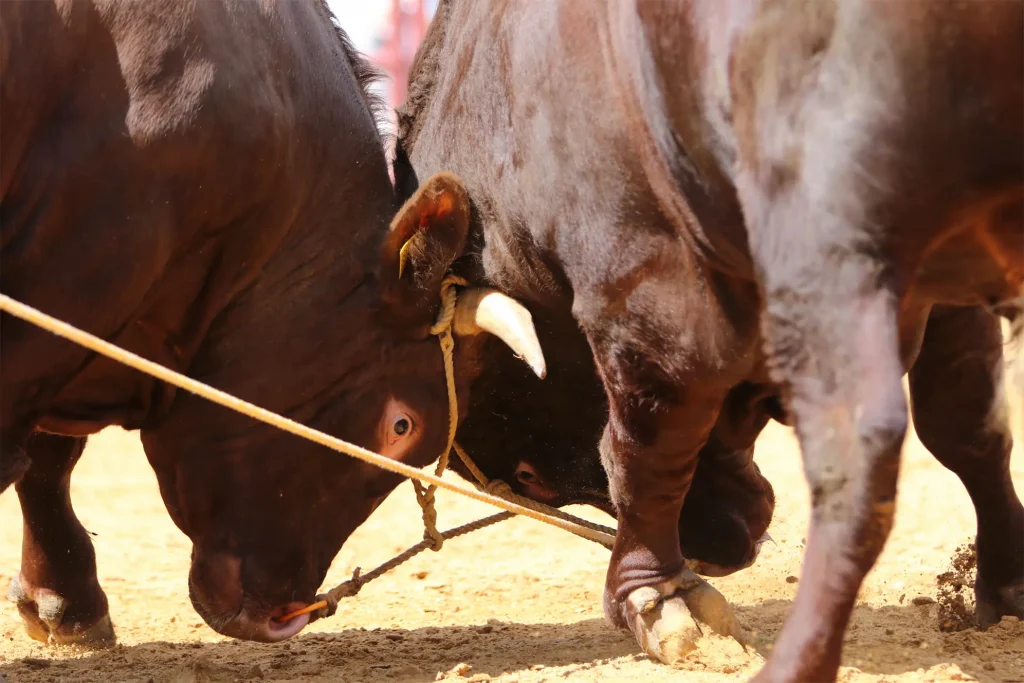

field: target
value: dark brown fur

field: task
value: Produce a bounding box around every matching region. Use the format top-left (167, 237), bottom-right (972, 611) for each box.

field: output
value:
top-left (0, 0), bottom-right (480, 647)
top-left (395, 0), bottom-right (1024, 680)
top-left (455, 304), bottom-right (776, 575)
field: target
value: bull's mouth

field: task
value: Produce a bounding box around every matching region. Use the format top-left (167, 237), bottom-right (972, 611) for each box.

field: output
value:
top-left (546, 493), bottom-right (772, 578)
top-left (209, 604), bottom-right (311, 642)
top-left (553, 490), bottom-right (616, 514)
top-left (188, 575), bottom-right (313, 643)
top-left (685, 531), bottom-right (773, 578)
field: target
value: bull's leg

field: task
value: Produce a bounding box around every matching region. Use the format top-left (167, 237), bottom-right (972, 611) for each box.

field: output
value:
top-left (591, 345), bottom-right (748, 664)
top-left (732, 9), bottom-right (919, 679)
top-left (747, 243), bottom-right (906, 682)
top-left (909, 305), bottom-right (1024, 625)
top-left (8, 433), bottom-right (114, 646)
top-left (733, 112), bottom-right (909, 678)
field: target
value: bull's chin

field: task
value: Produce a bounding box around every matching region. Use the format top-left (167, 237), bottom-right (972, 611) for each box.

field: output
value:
top-left (211, 608), bottom-right (311, 642)
top-left (685, 531), bottom-right (773, 578)
top-left (577, 498), bottom-right (771, 578)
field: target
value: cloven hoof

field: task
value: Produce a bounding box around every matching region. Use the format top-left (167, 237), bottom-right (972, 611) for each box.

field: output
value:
top-left (977, 579), bottom-right (1024, 629)
top-left (624, 568), bottom-right (748, 665)
top-left (7, 575), bottom-right (116, 647)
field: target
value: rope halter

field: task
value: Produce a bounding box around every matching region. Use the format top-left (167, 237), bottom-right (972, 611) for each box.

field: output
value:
top-left (0, 282), bottom-right (618, 629)
top-left (413, 273), bottom-right (468, 551)
top-left (277, 273), bottom-right (615, 624)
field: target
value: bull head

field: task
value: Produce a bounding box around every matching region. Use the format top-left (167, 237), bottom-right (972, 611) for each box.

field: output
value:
top-left (379, 173), bottom-right (546, 378)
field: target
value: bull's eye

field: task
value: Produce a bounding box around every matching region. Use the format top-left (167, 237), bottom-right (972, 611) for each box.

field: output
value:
top-left (381, 400), bottom-right (418, 454)
top-left (388, 413), bottom-right (414, 445)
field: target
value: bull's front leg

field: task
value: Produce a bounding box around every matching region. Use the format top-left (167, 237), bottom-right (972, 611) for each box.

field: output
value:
top-left (8, 433), bottom-right (114, 646)
top-left (593, 343), bottom-right (747, 664)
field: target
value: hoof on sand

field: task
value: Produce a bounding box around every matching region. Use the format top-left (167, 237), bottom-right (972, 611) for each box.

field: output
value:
top-left (977, 579), bottom-right (1024, 629)
top-left (625, 568), bottom-right (748, 666)
top-left (7, 574), bottom-right (116, 647)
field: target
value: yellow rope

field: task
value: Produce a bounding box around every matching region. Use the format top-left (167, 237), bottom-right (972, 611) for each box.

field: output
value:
top-left (411, 275), bottom-right (467, 551)
top-left (1, 277), bottom-right (620, 625)
top-left (279, 511), bottom-right (518, 623)
top-left (450, 443), bottom-right (617, 541)
top-left (0, 289), bottom-right (617, 548)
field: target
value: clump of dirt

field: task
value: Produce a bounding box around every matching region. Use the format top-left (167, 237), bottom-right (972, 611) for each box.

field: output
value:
top-left (678, 632), bottom-right (761, 677)
top-left (936, 542), bottom-right (977, 633)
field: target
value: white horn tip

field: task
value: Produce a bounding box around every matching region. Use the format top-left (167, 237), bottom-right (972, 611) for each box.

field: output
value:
top-left (527, 355), bottom-right (547, 380)
top-left (512, 347), bottom-right (546, 379)
top-left (454, 288), bottom-right (547, 379)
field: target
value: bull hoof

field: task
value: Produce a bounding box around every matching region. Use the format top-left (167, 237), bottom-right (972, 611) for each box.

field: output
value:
top-left (977, 579), bottom-right (1024, 629)
top-left (624, 569), bottom-right (748, 665)
top-left (6, 575), bottom-right (115, 647)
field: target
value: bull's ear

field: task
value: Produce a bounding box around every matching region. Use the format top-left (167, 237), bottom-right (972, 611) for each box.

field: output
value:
top-left (379, 172), bottom-right (471, 323)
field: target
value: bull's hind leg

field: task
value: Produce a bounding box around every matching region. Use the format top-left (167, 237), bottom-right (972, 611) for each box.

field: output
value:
top-left (747, 244), bottom-right (906, 683)
top-left (8, 433), bottom-right (114, 646)
top-left (910, 305), bottom-right (1024, 625)
top-left (733, 8), bottom-right (918, 682)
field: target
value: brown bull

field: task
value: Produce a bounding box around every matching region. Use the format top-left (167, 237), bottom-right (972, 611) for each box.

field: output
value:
top-left (456, 302), bottom-right (777, 577)
top-left (0, 0), bottom-right (783, 649)
top-left (393, 0), bottom-right (1024, 680)
top-left (0, 0), bottom-right (541, 645)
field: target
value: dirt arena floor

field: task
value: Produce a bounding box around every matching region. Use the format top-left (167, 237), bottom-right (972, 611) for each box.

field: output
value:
top-left (1, 362), bottom-right (1022, 682)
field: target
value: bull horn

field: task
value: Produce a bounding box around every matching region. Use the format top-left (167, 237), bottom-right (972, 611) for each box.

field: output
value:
top-left (453, 288), bottom-right (547, 379)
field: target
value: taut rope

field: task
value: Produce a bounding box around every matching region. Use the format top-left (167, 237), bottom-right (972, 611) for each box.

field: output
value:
top-left (0, 281), bottom-right (617, 624)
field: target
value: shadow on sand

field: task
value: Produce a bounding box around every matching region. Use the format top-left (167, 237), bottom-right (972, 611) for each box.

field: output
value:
top-left (2, 600), bottom-right (1022, 683)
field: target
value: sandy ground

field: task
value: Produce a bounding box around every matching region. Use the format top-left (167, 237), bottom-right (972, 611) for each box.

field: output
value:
top-left (1, 372), bottom-right (1022, 682)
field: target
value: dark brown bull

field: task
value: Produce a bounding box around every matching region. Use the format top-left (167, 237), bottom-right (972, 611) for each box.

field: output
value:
top-left (0, 0), bottom-right (543, 646)
top-left (393, 0), bottom-right (1024, 680)
top-left (456, 301), bottom-right (778, 577)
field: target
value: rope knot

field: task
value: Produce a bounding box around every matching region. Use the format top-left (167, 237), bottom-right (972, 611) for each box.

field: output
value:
top-left (436, 330), bottom-right (455, 356)
top-left (484, 479), bottom-right (514, 499)
top-left (313, 567), bottom-right (363, 621)
top-left (414, 480), bottom-right (445, 551)
top-left (429, 274), bottom-right (468, 336)
top-left (412, 274), bottom-right (470, 555)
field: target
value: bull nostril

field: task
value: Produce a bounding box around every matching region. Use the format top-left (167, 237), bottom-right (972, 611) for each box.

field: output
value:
top-left (201, 604), bottom-right (311, 642)
top-left (189, 551), bottom-right (243, 620)
top-left (515, 461), bottom-right (540, 485)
